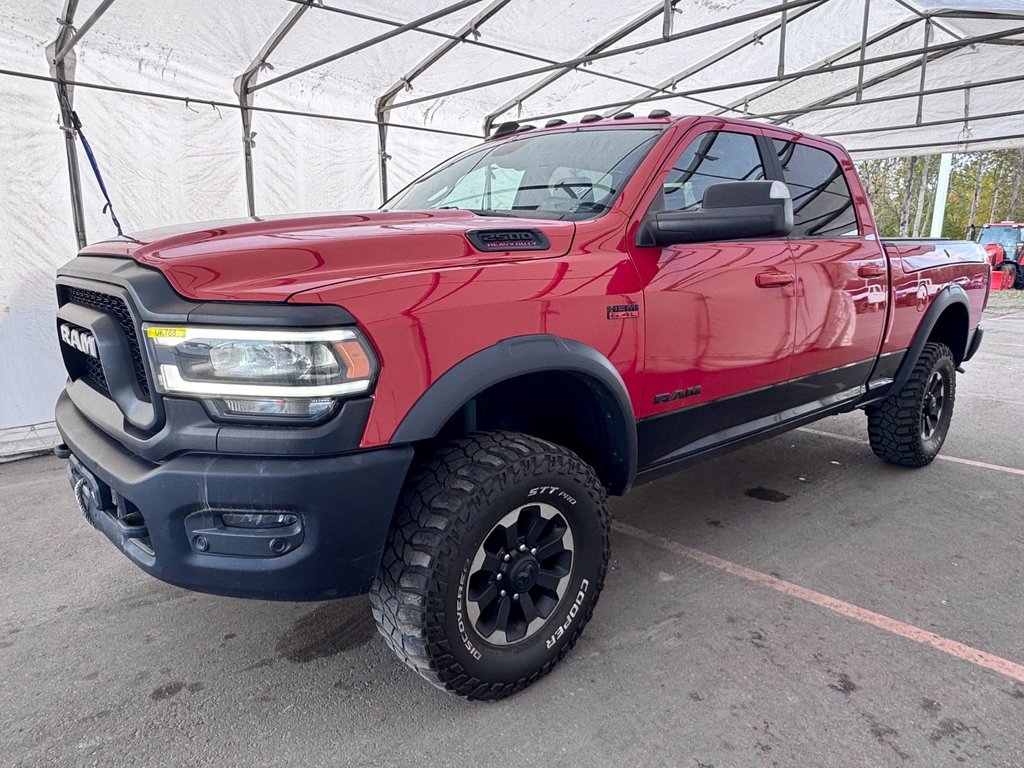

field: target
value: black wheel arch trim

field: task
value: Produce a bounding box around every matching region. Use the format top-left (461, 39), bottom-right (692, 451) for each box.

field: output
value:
top-left (390, 335), bottom-right (638, 495)
top-left (891, 284), bottom-right (970, 393)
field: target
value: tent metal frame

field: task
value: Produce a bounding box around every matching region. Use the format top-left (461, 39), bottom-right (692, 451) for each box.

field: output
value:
top-left (375, 0), bottom-right (513, 203)
top-left (48, 0), bottom-right (118, 248)
top-left (512, 22), bottom-right (1024, 124)
top-left (481, 0), bottom-right (682, 137)
top-left (40, 0), bottom-right (1024, 231)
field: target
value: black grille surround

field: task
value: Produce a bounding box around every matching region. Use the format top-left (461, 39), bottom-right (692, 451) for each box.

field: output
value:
top-left (61, 286), bottom-right (151, 401)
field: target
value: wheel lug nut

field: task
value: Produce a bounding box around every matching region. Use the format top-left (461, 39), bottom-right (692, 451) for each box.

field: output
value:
top-left (519, 544), bottom-right (527, 552)
top-left (500, 589), bottom-right (507, 597)
top-left (503, 553), bottom-right (511, 562)
top-left (530, 547), bottom-right (537, 555)
top-left (513, 593), bottom-right (520, 600)
top-left (496, 573), bottom-right (502, 581)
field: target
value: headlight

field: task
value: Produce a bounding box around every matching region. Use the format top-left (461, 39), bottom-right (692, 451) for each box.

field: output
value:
top-left (142, 325), bottom-right (377, 422)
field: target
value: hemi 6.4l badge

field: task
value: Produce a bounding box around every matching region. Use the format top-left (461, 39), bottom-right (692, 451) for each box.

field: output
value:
top-left (607, 303), bottom-right (640, 319)
top-left (60, 323), bottom-right (98, 358)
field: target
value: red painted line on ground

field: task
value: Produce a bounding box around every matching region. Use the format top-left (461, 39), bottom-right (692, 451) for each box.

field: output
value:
top-left (797, 426), bottom-right (1024, 476)
top-left (613, 520), bottom-right (1024, 685)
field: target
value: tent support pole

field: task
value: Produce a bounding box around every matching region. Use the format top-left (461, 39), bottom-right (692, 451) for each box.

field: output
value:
top-left (777, 0), bottom-right (788, 78)
top-left (251, 0), bottom-right (484, 95)
top-left (483, 1), bottom-right (678, 136)
top-left (930, 153), bottom-right (953, 237)
top-left (916, 19), bottom-right (931, 125)
top-left (856, 0), bottom-right (870, 102)
top-left (761, 72), bottom-right (1019, 122)
top-left (53, 0), bottom-right (116, 63)
top-left (389, 0), bottom-right (820, 115)
top-left (513, 21), bottom-right (1023, 125)
top-left (714, 17), bottom-right (915, 116)
top-left (234, 4), bottom-right (310, 217)
top-left (49, 0), bottom-right (87, 249)
top-left (821, 107), bottom-right (1024, 138)
top-left (377, 0), bottom-right (511, 204)
top-left (768, 36), bottom-right (952, 125)
top-left (608, 0), bottom-right (824, 118)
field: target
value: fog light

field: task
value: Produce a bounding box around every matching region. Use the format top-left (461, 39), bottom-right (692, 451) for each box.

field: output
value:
top-left (217, 396), bottom-right (336, 419)
top-left (221, 512), bottom-right (298, 529)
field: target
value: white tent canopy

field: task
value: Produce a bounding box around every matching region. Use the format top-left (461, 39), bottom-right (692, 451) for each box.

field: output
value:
top-left (1, 0), bottom-right (1022, 454)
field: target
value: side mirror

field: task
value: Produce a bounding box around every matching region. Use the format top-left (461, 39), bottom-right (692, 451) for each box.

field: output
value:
top-left (638, 180), bottom-right (793, 247)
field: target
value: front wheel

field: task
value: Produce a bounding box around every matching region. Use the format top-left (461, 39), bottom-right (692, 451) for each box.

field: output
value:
top-left (867, 342), bottom-right (956, 467)
top-left (369, 431), bottom-right (609, 700)
top-left (1001, 262), bottom-right (1017, 289)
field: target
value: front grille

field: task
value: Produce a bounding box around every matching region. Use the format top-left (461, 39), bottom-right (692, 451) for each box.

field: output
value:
top-left (63, 286), bottom-right (151, 401)
top-left (84, 354), bottom-right (109, 395)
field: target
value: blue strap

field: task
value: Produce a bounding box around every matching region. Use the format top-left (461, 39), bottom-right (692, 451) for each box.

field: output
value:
top-left (60, 88), bottom-right (123, 237)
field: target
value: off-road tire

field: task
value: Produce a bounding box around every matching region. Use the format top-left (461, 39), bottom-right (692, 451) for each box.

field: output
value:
top-left (369, 431), bottom-right (609, 700)
top-left (867, 342), bottom-right (956, 467)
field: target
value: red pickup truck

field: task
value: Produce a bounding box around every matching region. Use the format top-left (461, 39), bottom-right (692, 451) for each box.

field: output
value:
top-left (54, 114), bottom-right (988, 699)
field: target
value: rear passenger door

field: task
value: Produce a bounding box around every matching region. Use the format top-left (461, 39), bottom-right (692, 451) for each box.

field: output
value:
top-left (766, 134), bottom-right (889, 411)
top-left (630, 125), bottom-right (795, 469)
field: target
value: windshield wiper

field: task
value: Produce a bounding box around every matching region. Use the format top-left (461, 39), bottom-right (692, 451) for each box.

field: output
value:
top-left (466, 208), bottom-right (519, 218)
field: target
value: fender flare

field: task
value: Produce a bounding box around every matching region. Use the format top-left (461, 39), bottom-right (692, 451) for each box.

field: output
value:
top-left (891, 284), bottom-right (970, 392)
top-left (390, 335), bottom-right (638, 494)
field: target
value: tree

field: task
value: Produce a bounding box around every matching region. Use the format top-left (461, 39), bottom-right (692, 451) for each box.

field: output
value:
top-left (856, 147), bottom-right (1024, 238)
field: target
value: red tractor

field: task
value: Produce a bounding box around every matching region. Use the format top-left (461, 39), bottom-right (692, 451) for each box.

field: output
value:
top-left (976, 221), bottom-right (1024, 289)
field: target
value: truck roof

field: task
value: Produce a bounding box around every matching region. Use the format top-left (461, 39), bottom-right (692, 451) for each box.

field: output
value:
top-left (485, 112), bottom-right (847, 154)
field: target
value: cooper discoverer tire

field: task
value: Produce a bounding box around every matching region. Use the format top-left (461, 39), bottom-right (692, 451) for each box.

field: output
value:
top-left (867, 341), bottom-right (956, 467)
top-left (369, 430), bottom-right (609, 700)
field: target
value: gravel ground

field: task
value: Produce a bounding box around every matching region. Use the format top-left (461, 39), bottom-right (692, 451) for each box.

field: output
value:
top-left (983, 288), bottom-right (1024, 316)
top-left (2, 311), bottom-right (1023, 767)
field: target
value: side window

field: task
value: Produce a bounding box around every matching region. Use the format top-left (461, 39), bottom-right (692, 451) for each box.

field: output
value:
top-left (652, 131), bottom-right (766, 213)
top-left (772, 140), bottom-right (859, 237)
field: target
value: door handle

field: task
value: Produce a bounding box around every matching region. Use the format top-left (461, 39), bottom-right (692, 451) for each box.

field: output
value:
top-left (755, 271), bottom-right (795, 288)
top-left (858, 263), bottom-right (886, 278)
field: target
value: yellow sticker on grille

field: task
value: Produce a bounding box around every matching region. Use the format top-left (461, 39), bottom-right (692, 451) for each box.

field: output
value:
top-left (146, 327), bottom-right (186, 338)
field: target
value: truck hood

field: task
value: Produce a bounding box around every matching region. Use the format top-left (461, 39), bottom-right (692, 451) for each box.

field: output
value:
top-left (79, 210), bottom-right (577, 302)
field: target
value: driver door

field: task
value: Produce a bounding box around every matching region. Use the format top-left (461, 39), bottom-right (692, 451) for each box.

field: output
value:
top-left (629, 125), bottom-right (796, 469)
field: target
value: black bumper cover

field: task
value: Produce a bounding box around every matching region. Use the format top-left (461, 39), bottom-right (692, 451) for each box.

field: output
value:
top-left (56, 391), bottom-right (413, 601)
top-left (964, 325), bottom-right (984, 362)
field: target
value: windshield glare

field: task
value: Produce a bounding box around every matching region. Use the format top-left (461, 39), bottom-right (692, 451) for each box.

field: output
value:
top-left (979, 226), bottom-right (1022, 254)
top-left (386, 128), bottom-right (663, 221)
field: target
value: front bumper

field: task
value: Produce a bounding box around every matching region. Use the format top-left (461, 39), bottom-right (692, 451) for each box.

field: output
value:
top-left (56, 391), bottom-right (413, 601)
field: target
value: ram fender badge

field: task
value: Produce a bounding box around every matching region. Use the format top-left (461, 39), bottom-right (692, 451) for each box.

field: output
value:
top-left (607, 303), bottom-right (639, 319)
top-left (653, 385), bottom-right (702, 405)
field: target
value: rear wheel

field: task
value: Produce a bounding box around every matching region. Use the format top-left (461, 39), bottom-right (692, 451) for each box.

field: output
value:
top-left (867, 342), bottom-right (956, 467)
top-left (370, 430), bottom-right (609, 700)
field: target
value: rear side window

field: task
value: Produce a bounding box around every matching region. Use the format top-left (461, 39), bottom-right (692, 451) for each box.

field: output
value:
top-left (772, 140), bottom-right (859, 237)
top-left (652, 131), bottom-right (766, 213)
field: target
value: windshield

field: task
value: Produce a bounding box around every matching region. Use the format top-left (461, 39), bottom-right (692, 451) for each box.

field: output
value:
top-left (979, 226), bottom-right (1022, 255)
top-left (386, 128), bottom-right (663, 221)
